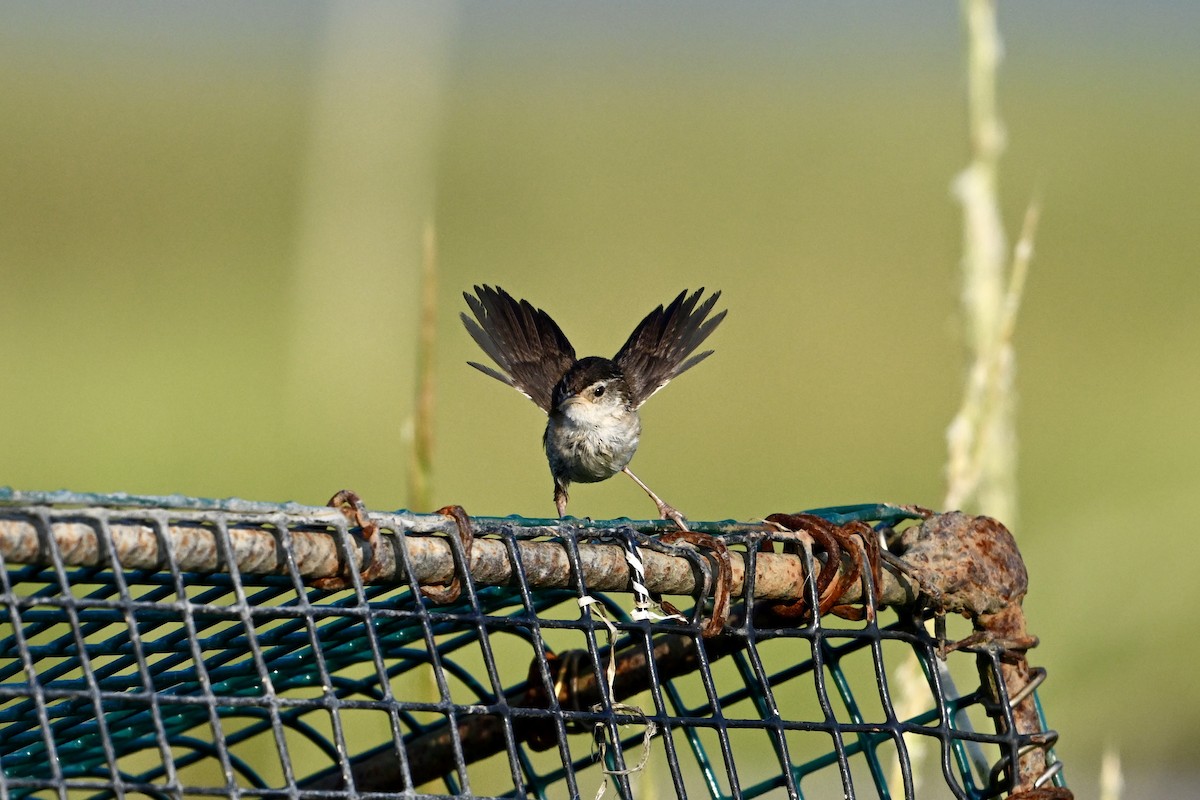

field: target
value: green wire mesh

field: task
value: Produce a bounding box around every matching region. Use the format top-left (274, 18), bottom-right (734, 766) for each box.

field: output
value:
top-left (0, 489), bottom-right (1067, 799)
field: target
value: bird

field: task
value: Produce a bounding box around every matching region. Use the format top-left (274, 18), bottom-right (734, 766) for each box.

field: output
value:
top-left (460, 285), bottom-right (726, 526)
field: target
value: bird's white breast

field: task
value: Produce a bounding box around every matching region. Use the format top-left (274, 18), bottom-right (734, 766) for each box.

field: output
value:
top-left (544, 399), bottom-right (641, 483)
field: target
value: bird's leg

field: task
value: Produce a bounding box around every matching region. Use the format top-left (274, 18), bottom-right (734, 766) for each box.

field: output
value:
top-left (621, 467), bottom-right (732, 636)
top-left (621, 467), bottom-right (688, 531)
top-left (554, 481), bottom-right (570, 518)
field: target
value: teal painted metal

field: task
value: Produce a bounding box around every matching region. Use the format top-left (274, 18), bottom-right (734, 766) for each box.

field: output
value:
top-left (0, 490), bottom-right (1062, 799)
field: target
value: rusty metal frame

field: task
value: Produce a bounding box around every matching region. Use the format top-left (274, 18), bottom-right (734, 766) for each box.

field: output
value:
top-left (0, 490), bottom-right (1069, 799)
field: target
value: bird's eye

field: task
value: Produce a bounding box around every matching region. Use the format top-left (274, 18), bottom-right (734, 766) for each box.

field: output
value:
top-left (593, 384), bottom-right (606, 398)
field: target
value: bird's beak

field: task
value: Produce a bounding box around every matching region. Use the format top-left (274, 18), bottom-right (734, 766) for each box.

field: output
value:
top-left (556, 393), bottom-right (595, 412)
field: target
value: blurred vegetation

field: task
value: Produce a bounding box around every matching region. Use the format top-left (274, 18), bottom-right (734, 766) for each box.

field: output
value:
top-left (2, 2), bottom-right (1198, 796)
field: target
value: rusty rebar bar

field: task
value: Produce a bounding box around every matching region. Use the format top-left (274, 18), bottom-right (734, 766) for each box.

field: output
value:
top-left (0, 507), bottom-right (921, 607)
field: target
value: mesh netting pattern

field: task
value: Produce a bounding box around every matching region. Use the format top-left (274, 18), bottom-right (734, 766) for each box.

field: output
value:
top-left (0, 497), bottom-right (1062, 799)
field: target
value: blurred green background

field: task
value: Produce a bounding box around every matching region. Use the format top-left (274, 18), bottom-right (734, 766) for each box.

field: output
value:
top-left (2, 2), bottom-right (1197, 796)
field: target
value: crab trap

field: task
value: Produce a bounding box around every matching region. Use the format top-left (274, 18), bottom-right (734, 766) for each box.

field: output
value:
top-left (0, 488), bottom-right (1070, 800)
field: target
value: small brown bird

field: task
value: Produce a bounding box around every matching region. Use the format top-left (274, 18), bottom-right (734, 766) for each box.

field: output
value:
top-left (461, 285), bottom-right (726, 525)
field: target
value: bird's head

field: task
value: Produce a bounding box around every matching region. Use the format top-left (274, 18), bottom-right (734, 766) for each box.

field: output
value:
top-left (550, 357), bottom-right (633, 420)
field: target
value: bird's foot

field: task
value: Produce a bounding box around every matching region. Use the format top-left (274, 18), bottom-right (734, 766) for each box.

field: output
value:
top-left (656, 501), bottom-right (689, 532)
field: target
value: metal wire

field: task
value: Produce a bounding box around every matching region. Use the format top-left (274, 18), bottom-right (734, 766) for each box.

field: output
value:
top-left (0, 490), bottom-right (1068, 799)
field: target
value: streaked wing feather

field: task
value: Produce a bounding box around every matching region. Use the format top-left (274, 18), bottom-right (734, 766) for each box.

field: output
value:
top-left (466, 359), bottom-right (517, 388)
top-left (674, 349), bottom-right (715, 378)
top-left (614, 289), bottom-right (727, 407)
top-left (460, 285), bottom-right (576, 412)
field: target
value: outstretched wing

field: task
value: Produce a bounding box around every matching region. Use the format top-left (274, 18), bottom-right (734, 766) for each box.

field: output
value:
top-left (613, 288), bottom-right (727, 407)
top-left (460, 285), bottom-right (576, 412)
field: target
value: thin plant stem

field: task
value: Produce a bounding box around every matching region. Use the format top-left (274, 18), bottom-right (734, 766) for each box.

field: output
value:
top-left (896, 2), bottom-right (1039, 793)
top-left (408, 220), bottom-right (438, 512)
